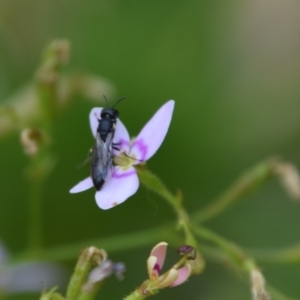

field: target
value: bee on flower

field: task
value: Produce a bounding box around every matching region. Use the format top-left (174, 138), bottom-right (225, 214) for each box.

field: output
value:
top-left (70, 100), bottom-right (175, 210)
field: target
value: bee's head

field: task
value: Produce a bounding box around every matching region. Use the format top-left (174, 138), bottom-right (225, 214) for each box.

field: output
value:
top-left (100, 108), bottom-right (119, 120)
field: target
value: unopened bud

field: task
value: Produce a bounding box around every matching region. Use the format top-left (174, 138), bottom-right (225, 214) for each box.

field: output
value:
top-left (187, 252), bottom-right (205, 275)
top-left (274, 162), bottom-right (300, 200)
top-left (50, 39), bottom-right (70, 65)
top-left (177, 245), bottom-right (197, 260)
top-left (20, 128), bottom-right (43, 156)
top-left (251, 269), bottom-right (271, 300)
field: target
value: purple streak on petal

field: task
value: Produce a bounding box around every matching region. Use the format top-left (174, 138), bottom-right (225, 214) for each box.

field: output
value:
top-left (113, 118), bottom-right (130, 154)
top-left (113, 139), bottom-right (130, 156)
top-left (113, 169), bottom-right (136, 179)
top-left (131, 138), bottom-right (148, 162)
top-left (130, 100), bottom-right (174, 162)
top-left (149, 242), bottom-right (168, 272)
top-left (153, 263), bottom-right (161, 274)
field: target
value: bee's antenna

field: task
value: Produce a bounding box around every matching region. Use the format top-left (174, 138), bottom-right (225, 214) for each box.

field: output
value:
top-left (112, 96), bottom-right (126, 108)
top-left (103, 95), bottom-right (109, 107)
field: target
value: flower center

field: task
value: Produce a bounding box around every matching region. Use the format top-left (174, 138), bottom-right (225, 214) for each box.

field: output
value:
top-left (113, 152), bottom-right (136, 170)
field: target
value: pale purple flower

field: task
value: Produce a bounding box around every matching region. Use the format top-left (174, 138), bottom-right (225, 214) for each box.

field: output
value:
top-left (83, 259), bottom-right (125, 292)
top-left (0, 242), bottom-right (66, 294)
top-left (70, 100), bottom-right (175, 210)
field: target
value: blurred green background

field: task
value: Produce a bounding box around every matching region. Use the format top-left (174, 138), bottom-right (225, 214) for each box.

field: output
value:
top-left (1, 0), bottom-right (300, 299)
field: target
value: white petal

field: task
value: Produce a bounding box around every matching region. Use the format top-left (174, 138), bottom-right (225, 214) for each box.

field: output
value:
top-left (95, 166), bottom-right (139, 210)
top-left (113, 118), bottom-right (130, 154)
top-left (130, 100), bottom-right (174, 162)
top-left (70, 177), bottom-right (93, 193)
top-left (89, 107), bottom-right (103, 137)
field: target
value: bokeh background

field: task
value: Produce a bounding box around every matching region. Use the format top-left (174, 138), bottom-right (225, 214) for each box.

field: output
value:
top-left (1, 0), bottom-right (300, 299)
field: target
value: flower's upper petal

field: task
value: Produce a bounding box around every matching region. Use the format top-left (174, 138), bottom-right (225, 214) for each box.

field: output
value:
top-left (89, 108), bottom-right (103, 137)
top-left (89, 107), bottom-right (130, 154)
top-left (70, 177), bottom-right (94, 193)
top-left (95, 166), bottom-right (139, 210)
top-left (130, 100), bottom-right (174, 162)
top-left (169, 265), bottom-right (191, 287)
top-left (147, 242), bottom-right (168, 279)
top-left (113, 118), bottom-right (130, 154)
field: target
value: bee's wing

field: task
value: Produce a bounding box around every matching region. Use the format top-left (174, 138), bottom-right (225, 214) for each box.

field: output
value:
top-left (91, 132), bottom-right (114, 189)
top-left (101, 132), bottom-right (114, 179)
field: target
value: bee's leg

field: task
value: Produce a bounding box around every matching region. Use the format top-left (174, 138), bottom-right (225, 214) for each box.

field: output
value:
top-left (123, 152), bottom-right (144, 162)
top-left (87, 148), bottom-right (93, 158)
top-left (112, 142), bottom-right (121, 151)
top-left (77, 148), bottom-right (93, 169)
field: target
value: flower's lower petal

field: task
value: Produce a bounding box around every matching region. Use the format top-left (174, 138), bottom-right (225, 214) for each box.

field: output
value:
top-left (157, 269), bottom-right (178, 289)
top-left (130, 100), bottom-right (174, 162)
top-left (113, 118), bottom-right (130, 154)
top-left (70, 177), bottom-right (93, 193)
top-left (95, 166), bottom-right (139, 210)
top-left (169, 265), bottom-right (191, 287)
top-left (89, 108), bottom-right (103, 137)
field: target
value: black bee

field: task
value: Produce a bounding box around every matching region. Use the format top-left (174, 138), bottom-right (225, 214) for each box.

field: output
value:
top-left (91, 96), bottom-right (125, 190)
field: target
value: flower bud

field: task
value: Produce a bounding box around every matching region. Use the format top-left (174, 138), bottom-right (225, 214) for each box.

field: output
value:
top-left (250, 269), bottom-right (270, 300)
top-left (274, 162), bottom-right (300, 200)
top-left (177, 245), bottom-right (197, 260)
top-left (20, 128), bottom-right (43, 156)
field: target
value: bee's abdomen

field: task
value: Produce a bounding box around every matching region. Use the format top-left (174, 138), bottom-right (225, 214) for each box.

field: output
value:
top-left (93, 177), bottom-right (105, 191)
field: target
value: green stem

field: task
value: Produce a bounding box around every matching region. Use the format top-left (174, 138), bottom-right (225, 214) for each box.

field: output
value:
top-left (40, 288), bottom-right (66, 300)
top-left (124, 290), bottom-right (146, 300)
top-left (192, 158), bottom-right (277, 223)
top-left (35, 39), bottom-right (69, 131)
top-left (16, 225), bottom-right (179, 263)
top-left (193, 225), bottom-right (254, 272)
top-left (27, 172), bottom-right (44, 254)
top-left (66, 247), bottom-right (106, 299)
top-left (25, 151), bottom-right (55, 256)
top-left (26, 40), bottom-right (69, 254)
top-left (78, 282), bottom-right (103, 300)
top-left (199, 244), bottom-right (296, 300)
top-left (137, 167), bottom-right (193, 239)
top-left (249, 243), bottom-right (300, 264)
top-left (136, 167), bottom-right (179, 210)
